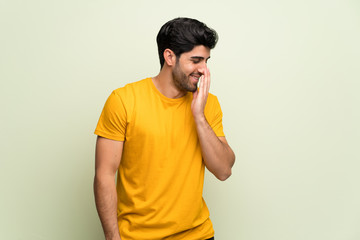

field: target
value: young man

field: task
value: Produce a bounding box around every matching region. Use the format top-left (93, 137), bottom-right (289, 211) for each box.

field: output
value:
top-left (94, 17), bottom-right (235, 240)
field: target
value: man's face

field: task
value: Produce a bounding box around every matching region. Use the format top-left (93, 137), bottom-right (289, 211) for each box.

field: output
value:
top-left (172, 45), bottom-right (211, 93)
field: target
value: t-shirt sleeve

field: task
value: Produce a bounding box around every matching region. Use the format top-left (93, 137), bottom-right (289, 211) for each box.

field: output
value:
top-left (205, 95), bottom-right (225, 137)
top-left (94, 90), bottom-right (127, 141)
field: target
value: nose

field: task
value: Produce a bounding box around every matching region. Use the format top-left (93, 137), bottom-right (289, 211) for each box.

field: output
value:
top-left (198, 61), bottom-right (207, 74)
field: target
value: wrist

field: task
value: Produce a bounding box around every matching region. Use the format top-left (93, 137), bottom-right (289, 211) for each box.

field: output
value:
top-left (104, 227), bottom-right (121, 240)
top-left (193, 114), bottom-right (206, 125)
top-left (105, 235), bottom-right (121, 240)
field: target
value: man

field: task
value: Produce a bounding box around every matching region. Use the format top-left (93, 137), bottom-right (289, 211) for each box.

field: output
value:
top-left (94, 17), bottom-right (235, 240)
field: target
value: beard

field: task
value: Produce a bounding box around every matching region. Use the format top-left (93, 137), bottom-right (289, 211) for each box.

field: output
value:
top-left (172, 61), bottom-right (198, 93)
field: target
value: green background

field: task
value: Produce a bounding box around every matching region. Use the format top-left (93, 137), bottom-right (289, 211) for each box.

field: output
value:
top-left (1, 0), bottom-right (359, 239)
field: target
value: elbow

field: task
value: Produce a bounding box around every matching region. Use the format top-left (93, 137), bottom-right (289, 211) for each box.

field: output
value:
top-left (217, 155), bottom-right (235, 181)
top-left (209, 152), bottom-right (235, 181)
top-left (217, 168), bottom-right (232, 181)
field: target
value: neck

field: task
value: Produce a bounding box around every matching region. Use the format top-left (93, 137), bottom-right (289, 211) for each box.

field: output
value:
top-left (152, 66), bottom-right (186, 99)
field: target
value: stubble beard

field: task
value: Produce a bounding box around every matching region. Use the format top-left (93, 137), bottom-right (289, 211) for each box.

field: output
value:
top-left (172, 62), bottom-right (197, 93)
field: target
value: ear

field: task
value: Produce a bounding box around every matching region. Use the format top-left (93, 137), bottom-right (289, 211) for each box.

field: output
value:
top-left (163, 49), bottom-right (177, 67)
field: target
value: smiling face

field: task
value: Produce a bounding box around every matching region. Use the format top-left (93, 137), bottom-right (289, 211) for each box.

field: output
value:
top-left (172, 45), bottom-right (211, 93)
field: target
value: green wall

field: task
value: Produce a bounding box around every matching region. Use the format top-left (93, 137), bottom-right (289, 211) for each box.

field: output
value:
top-left (1, 0), bottom-right (359, 239)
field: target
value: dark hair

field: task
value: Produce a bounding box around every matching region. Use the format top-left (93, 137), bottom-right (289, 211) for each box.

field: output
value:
top-left (156, 17), bottom-right (218, 68)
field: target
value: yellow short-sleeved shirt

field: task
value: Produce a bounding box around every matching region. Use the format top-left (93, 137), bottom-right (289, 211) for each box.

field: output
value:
top-left (95, 78), bottom-right (224, 240)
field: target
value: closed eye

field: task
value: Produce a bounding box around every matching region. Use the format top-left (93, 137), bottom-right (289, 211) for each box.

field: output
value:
top-left (190, 56), bottom-right (210, 64)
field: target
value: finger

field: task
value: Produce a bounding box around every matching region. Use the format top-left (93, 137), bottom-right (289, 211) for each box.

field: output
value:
top-left (198, 73), bottom-right (205, 97)
top-left (202, 67), bottom-right (210, 97)
top-left (192, 88), bottom-right (198, 103)
top-left (205, 67), bottom-right (210, 94)
top-left (198, 68), bottom-right (205, 95)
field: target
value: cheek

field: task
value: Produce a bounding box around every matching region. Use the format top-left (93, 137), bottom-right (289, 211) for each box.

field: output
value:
top-left (183, 65), bottom-right (196, 75)
top-left (178, 60), bottom-right (196, 75)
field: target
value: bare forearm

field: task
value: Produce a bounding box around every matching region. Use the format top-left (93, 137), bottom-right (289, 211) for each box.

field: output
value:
top-left (94, 175), bottom-right (121, 240)
top-left (195, 116), bottom-right (235, 181)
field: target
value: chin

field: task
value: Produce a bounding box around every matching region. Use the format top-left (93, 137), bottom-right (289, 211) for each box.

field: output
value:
top-left (188, 84), bottom-right (197, 93)
top-left (189, 89), bottom-right (197, 93)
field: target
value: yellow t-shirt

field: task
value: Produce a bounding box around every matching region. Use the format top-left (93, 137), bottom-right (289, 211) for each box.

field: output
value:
top-left (95, 78), bottom-right (224, 240)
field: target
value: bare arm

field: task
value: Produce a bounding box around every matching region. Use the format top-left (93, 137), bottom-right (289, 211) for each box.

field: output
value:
top-left (192, 67), bottom-right (235, 181)
top-left (94, 136), bottom-right (123, 240)
top-left (194, 117), bottom-right (235, 181)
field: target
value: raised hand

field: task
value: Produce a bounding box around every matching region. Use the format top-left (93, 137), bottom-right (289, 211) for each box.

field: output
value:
top-left (191, 67), bottom-right (210, 122)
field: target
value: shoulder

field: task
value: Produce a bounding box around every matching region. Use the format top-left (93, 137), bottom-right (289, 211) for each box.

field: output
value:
top-left (112, 78), bottom-right (151, 100)
top-left (108, 78), bottom-right (151, 118)
top-left (204, 92), bottom-right (222, 117)
top-left (113, 78), bottom-right (149, 95)
top-left (206, 92), bottom-right (221, 109)
top-left (207, 92), bottom-right (219, 102)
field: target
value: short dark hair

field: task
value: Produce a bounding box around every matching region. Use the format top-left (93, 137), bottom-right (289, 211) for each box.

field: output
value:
top-left (156, 17), bottom-right (218, 68)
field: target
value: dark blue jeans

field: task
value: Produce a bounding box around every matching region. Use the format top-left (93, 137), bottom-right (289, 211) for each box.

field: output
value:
top-left (206, 237), bottom-right (214, 240)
